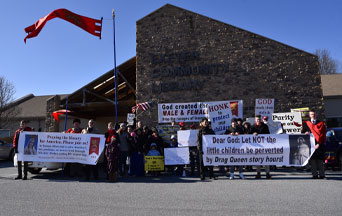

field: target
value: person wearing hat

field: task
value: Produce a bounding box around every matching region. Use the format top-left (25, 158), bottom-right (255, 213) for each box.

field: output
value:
top-left (179, 122), bottom-right (186, 130)
top-left (262, 116), bottom-right (269, 124)
top-left (169, 135), bottom-right (178, 148)
top-left (66, 119), bottom-right (83, 133)
top-left (117, 123), bottom-right (131, 177)
top-left (147, 143), bottom-right (161, 176)
top-left (147, 143), bottom-right (161, 156)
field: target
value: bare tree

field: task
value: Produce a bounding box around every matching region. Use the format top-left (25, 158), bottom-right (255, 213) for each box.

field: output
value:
top-left (0, 76), bottom-right (20, 129)
top-left (315, 49), bottom-right (339, 74)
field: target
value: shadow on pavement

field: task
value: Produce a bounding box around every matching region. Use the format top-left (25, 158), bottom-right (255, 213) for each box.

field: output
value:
top-left (0, 160), bottom-right (14, 168)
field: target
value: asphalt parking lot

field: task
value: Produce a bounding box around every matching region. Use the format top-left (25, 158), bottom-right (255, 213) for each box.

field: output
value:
top-left (1, 160), bottom-right (341, 216)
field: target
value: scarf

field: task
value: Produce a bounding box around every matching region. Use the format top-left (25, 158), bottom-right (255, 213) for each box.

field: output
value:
top-left (107, 129), bottom-right (116, 143)
top-left (305, 121), bottom-right (326, 144)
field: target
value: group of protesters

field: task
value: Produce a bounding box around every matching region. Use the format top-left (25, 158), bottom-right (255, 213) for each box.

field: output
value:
top-left (13, 109), bottom-right (327, 181)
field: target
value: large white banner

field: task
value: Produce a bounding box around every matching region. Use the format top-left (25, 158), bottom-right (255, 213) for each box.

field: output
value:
top-left (177, 130), bottom-right (198, 147)
top-left (202, 134), bottom-right (315, 166)
top-left (255, 98), bottom-right (274, 120)
top-left (207, 100), bottom-right (243, 135)
top-left (164, 147), bottom-right (190, 165)
top-left (272, 112), bottom-right (302, 134)
top-left (18, 132), bottom-right (105, 165)
top-left (158, 100), bottom-right (243, 133)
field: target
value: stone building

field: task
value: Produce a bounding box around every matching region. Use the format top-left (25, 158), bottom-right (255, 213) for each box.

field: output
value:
top-left (136, 4), bottom-right (324, 126)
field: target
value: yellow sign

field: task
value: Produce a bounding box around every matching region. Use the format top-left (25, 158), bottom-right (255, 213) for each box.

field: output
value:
top-left (291, 107), bottom-right (310, 121)
top-left (157, 125), bottom-right (179, 144)
top-left (144, 156), bottom-right (164, 171)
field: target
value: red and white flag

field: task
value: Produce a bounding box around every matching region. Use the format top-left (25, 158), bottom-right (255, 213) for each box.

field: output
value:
top-left (132, 102), bottom-right (151, 113)
top-left (24, 8), bottom-right (102, 43)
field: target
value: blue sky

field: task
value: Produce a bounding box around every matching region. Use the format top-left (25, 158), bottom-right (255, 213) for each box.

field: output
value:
top-left (1, 0), bottom-right (341, 100)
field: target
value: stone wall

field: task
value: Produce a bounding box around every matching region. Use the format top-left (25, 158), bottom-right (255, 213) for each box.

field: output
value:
top-left (136, 4), bottom-right (324, 126)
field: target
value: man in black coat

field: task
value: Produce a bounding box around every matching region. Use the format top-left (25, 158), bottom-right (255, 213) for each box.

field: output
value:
top-left (197, 118), bottom-right (217, 180)
top-left (301, 110), bottom-right (326, 179)
top-left (251, 115), bottom-right (271, 179)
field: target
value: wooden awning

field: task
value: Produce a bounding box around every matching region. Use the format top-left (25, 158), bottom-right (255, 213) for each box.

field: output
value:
top-left (60, 57), bottom-right (136, 118)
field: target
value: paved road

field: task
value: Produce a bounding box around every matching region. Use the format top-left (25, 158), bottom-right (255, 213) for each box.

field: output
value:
top-left (0, 160), bottom-right (341, 216)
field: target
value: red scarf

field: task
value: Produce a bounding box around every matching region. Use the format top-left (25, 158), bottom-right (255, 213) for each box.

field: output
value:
top-left (305, 121), bottom-right (326, 144)
top-left (106, 129), bottom-right (116, 143)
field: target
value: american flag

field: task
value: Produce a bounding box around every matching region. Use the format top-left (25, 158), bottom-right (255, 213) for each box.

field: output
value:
top-left (132, 102), bottom-right (151, 113)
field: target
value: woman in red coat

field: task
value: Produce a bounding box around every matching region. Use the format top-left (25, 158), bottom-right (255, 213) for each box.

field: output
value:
top-left (106, 135), bottom-right (120, 182)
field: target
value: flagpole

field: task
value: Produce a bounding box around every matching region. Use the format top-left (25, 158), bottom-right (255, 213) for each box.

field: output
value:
top-left (64, 96), bottom-right (69, 132)
top-left (62, 96), bottom-right (68, 177)
top-left (113, 9), bottom-right (118, 124)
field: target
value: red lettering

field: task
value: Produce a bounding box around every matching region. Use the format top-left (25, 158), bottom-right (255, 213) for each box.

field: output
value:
top-left (163, 110), bottom-right (178, 116)
top-left (257, 99), bottom-right (273, 105)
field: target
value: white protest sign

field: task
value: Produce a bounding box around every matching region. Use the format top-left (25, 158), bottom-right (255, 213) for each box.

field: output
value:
top-left (164, 147), bottom-right (190, 165)
top-left (255, 98), bottom-right (274, 120)
top-left (272, 112), bottom-right (302, 134)
top-left (18, 132), bottom-right (105, 165)
top-left (177, 130), bottom-right (199, 147)
top-left (207, 100), bottom-right (243, 135)
top-left (127, 113), bottom-right (135, 125)
top-left (202, 134), bottom-right (315, 166)
top-left (265, 121), bottom-right (283, 134)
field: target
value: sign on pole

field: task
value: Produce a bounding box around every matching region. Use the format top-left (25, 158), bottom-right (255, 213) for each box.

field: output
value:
top-left (144, 156), bottom-right (164, 171)
top-left (164, 147), bottom-right (190, 165)
top-left (272, 112), bottom-right (302, 134)
top-left (207, 100), bottom-right (243, 135)
top-left (255, 98), bottom-right (274, 120)
top-left (127, 113), bottom-right (135, 126)
top-left (177, 130), bottom-right (199, 147)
